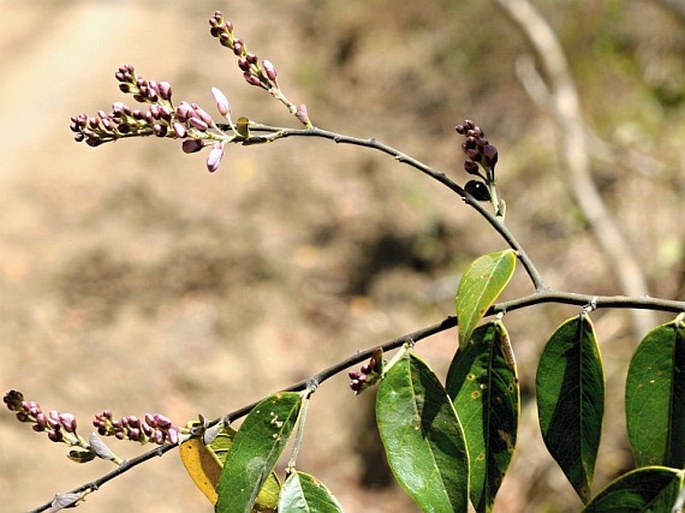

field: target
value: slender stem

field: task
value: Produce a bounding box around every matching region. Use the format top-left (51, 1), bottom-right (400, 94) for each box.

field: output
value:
top-left (233, 123), bottom-right (548, 291)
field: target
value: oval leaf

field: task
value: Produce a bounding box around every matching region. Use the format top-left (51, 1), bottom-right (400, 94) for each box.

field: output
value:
top-left (376, 350), bottom-right (469, 513)
top-left (536, 315), bottom-right (604, 503)
top-left (582, 466), bottom-right (683, 513)
top-left (179, 423), bottom-right (280, 509)
top-left (278, 471), bottom-right (345, 513)
top-left (626, 319), bottom-right (685, 467)
top-left (216, 392), bottom-right (302, 513)
top-left (456, 249), bottom-right (517, 347)
top-left (446, 321), bottom-right (520, 513)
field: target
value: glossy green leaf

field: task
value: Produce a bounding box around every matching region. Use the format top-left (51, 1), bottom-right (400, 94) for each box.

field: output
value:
top-left (626, 319), bottom-right (685, 467)
top-left (536, 315), bottom-right (604, 503)
top-left (456, 249), bottom-right (517, 347)
top-left (446, 321), bottom-right (520, 513)
top-left (582, 466), bottom-right (683, 513)
top-left (376, 350), bottom-right (469, 513)
top-left (278, 471), bottom-right (345, 513)
top-left (216, 392), bottom-right (302, 513)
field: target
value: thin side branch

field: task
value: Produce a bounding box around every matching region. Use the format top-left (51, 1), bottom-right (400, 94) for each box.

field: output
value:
top-left (244, 123), bottom-right (548, 291)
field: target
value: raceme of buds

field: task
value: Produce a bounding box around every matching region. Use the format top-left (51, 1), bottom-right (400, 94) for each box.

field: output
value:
top-left (208, 11), bottom-right (280, 92)
top-left (455, 119), bottom-right (498, 181)
top-left (349, 348), bottom-right (384, 394)
top-left (3, 390), bottom-right (84, 446)
top-left (92, 410), bottom-right (180, 445)
top-left (70, 65), bottom-right (236, 173)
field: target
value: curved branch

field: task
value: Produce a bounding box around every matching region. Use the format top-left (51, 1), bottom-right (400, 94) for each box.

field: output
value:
top-left (242, 123), bottom-right (548, 291)
top-left (28, 289), bottom-right (684, 512)
top-left (493, 0), bottom-right (656, 337)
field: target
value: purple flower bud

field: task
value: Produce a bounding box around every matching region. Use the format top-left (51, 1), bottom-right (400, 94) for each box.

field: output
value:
top-left (464, 161), bottom-right (480, 175)
top-left (153, 124), bottom-right (167, 137)
top-left (182, 139), bottom-right (204, 153)
top-left (243, 72), bottom-right (262, 87)
top-left (15, 411), bottom-right (29, 422)
top-left (192, 104), bottom-right (214, 125)
top-left (141, 422), bottom-right (154, 436)
top-left (129, 428), bottom-right (141, 441)
top-left (59, 413), bottom-right (77, 433)
top-left (154, 429), bottom-right (165, 445)
top-left (483, 144), bottom-right (498, 164)
top-left (115, 431), bottom-right (125, 440)
top-left (144, 413), bottom-right (156, 427)
top-left (32, 423), bottom-right (46, 432)
top-left (173, 122), bottom-right (187, 139)
top-left (35, 413), bottom-right (47, 427)
top-left (206, 142), bottom-right (225, 173)
top-left (48, 429), bottom-right (64, 442)
top-left (262, 60), bottom-right (277, 81)
top-left (154, 414), bottom-right (172, 429)
top-left (175, 101), bottom-right (193, 122)
top-left (158, 81), bottom-right (172, 100)
top-left (233, 39), bottom-right (244, 55)
top-left (348, 370), bottom-right (363, 380)
top-left (189, 117), bottom-right (209, 131)
top-left (167, 427), bottom-right (179, 444)
top-left (211, 87), bottom-right (231, 116)
top-left (128, 416), bottom-right (140, 428)
top-left (238, 57), bottom-right (250, 71)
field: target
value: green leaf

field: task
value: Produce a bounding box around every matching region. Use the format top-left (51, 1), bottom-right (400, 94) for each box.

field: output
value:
top-left (455, 249), bottom-right (517, 347)
top-left (626, 318), bottom-right (685, 467)
top-left (376, 350), bottom-right (469, 513)
top-left (216, 392), bottom-right (302, 513)
top-left (179, 422), bottom-right (281, 509)
top-left (581, 466), bottom-right (683, 513)
top-left (446, 321), bottom-right (519, 513)
top-left (278, 471), bottom-right (345, 513)
top-left (536, 315), bottom-right (604, 503)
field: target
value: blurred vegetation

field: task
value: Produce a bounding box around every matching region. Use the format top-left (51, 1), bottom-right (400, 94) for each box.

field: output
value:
top-left (1, 2), bottom-right (683, 512)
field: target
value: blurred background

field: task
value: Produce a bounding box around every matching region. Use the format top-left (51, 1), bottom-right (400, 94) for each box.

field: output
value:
top-left (1, 1), bottom-right (683, 512)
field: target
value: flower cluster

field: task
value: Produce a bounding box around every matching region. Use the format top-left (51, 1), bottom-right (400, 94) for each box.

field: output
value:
top-left (455, 120), bottom-right (504, 214)
top-left (209, 11), bottom-right (279, 92)
top-left (93, 410), bottom-right (180, 445)
top-left (349, 348), bottom-right (384, 394)
top-left (4, 390), bottom-right (80, 444)
top-left (455, 119), bottom-right (499, 180)
top-left (209, 11), bottom-right (311, 126)
top-left (70, 65), bottom-right (235, 172)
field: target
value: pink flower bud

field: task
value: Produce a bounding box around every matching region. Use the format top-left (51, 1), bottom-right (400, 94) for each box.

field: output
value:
top-left (262, 60), bottom-right (277, 81)
top-left (173, 122), bottom-right (187, 139)
top-left (175, 101), bottom-right (193, 122)
top-left (243, 72), bottom-right (262, 87)
top-left (154, 414), bottom-right (172, 429)
top-left (295, 103), bottom-right (311, 127)
top-left (211, 87), bottom-right (231, 116)
top-left (59, 413), bottom-right (77, 433)
top-left (206, 142), bottom-right (225, 173)
top-left (167, 427), bottom-right (179, 444)
top-left (158, 81), bottom-right (172, 100)
top-left (189, 116), bottom-right (209, 131)
top-left (192, 104), bottom-right (214, 125)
